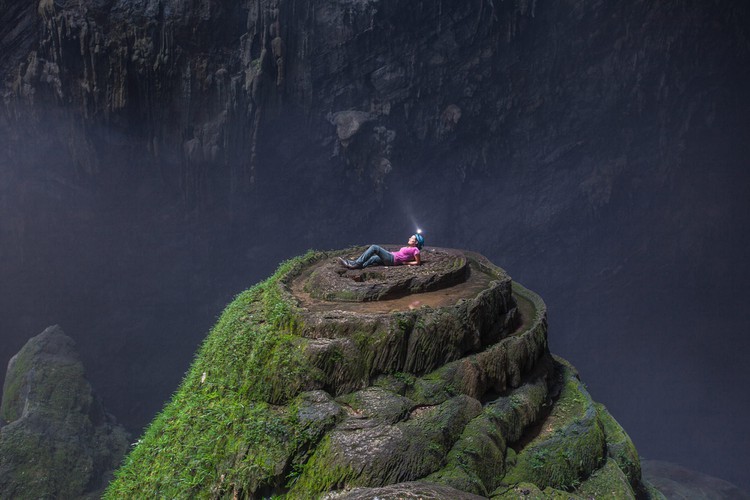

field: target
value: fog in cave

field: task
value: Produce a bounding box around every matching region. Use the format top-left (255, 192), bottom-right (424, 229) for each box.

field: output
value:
top-left (1, 0), bottom-right (749, 493)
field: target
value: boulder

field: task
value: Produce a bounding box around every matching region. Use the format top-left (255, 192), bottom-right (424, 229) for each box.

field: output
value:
top-left (0, 325), bottom-right (129, 499)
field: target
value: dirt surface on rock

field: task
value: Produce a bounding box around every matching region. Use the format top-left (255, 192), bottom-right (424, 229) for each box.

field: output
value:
top-left (303, 247), bottom-right (470, 303)
top-left (289, 248), bottom-right (504, 314)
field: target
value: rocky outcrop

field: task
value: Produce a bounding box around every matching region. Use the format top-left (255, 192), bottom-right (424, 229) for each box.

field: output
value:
top-left (105, 250), bottom-right (654, 498)
top-left (0, 325), bottom-right (129, 499)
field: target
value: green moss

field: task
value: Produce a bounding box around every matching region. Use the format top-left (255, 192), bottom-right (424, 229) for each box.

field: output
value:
top-left (351, 328), bottom-right (380, 376)
top-left (501, 362), bottom-right (606, 491)
top-left (406, 372), bottom-right (456, 405)
top-left (105, 252), bottom-right (327, 498)
top-left (110, 400), bottom-right (297, 497)
top-left (290, 395), bottom-right (481, 497)
top-left (428, 375), bottom-right (549, 496)
top-left (575, 457), bottom-right (635, 499)
top-left (595, 402), bottom-right (642, 488)
top-left (286, 435), bottom-right (359, 495)
top-left (397, 395), bottom-right (482, 474)
top-left (427, 415), bottom-right (506, 496)
top-left (0, 419), bottom-right (93, 498)
top-left (0, 329), bottom-right (128, 499)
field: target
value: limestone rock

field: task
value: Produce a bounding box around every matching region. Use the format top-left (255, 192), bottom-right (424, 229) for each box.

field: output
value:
top-left (105, 250), bottom-right (658, 499)
top-left (501, 359), bottom-right (607, 490)
top-left (323, 481), bottom-right (486, 499)
top-left (329, 111), bottom-right (377, 145)
top-left (0, 325), bottom-right (129, 499)
top-left (304, 247), bottom-right (469, 302)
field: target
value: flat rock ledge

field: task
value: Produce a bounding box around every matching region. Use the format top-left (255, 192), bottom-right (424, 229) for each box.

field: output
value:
top-left (304, 246), bottom-right (469, 302)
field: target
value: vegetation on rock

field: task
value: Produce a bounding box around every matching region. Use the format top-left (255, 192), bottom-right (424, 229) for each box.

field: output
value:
top-left (0, 326), bottom-right (129, 499)
top-left (106, 250), bottom-right (655, 499)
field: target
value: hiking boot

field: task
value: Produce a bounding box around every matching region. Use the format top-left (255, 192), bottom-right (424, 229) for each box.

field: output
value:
top-left (338, 257), bottom-right (360, 269)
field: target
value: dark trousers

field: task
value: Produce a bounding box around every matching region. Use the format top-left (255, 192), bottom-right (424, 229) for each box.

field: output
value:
top-left (355, 245), bottom-right (395, 268)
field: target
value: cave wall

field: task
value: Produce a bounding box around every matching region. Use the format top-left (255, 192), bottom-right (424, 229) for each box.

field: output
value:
top-left (3, 0), bottom-right (748, 263)
top-left (3, 1), bottom-right (748, 218)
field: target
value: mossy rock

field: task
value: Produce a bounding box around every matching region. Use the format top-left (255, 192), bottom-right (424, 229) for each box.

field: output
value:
top-left (426, 363), bottom-right (553, 496)
top-left (492, 461), bottom-right (642, 500)
top-left (491, 482), bottom-right (582, 499)
top-left (501, 360), bottom-right (606, 490)
top-left (0, 326), bottom-right (129, 499)
top-left (595, 402), bottom-right (642, 490)
top-left (336, 387), bottom-right (414, 424)
top-left (1, 327), bottom-right (90, 423)
top-left (495, 359), bottom-right (655, 499)
top-left (322, 480), bottom-right (488, 499)
top-left (575, 457), bottom-right (636, 499)
top-left (290, 394), bottom-right (482, 496)
top-left (106, 249), bottom-right (649, 499)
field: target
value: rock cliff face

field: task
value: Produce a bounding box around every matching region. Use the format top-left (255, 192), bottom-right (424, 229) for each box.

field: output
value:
top-left (0, 325), bottom-right (129, 499)
top-left (105, 250), bottom-right (657, 499)
top-left (2, 0), bottom-right (747, 217)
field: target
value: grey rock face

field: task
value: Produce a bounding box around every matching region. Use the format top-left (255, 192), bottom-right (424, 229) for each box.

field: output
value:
top-left (0, 325), bottom-right (129, 499)
top-left (8, 0), bottom-right (745, 209)
top-left (329, 111), bottom-right (378, 145)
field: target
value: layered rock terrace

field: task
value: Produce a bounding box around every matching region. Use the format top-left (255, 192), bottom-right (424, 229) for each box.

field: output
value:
top-left (106, 249), bottom-right (651, 499)
top-left (278, 248), bottom-right (545, 399)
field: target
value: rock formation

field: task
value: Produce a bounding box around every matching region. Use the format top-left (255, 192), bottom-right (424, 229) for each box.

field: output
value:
top-left (642, 460), bottom-right (750, 500)
top-left (106, 249), bottom-right (659, 498)
top-left (2, 0), bottom-right (747, 217)
top-left (0, 325), bottom-right (129, 499)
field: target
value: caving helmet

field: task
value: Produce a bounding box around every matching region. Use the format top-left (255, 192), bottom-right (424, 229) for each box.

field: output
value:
top-left (413, 232), bottom-right (425, 249)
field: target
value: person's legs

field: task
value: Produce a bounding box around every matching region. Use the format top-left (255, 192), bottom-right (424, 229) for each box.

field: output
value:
top-left (377, 246), bottom-right (395, 266)
top-left (362, 255), bottom-right (383, 267)
top-left (355, 245), bottom-right (378, 265)
top-left (356, 245), bottom-right (394, 268)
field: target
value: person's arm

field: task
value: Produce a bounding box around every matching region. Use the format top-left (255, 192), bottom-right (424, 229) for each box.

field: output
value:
top-left (407, 252), bottom-right (421, 265)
